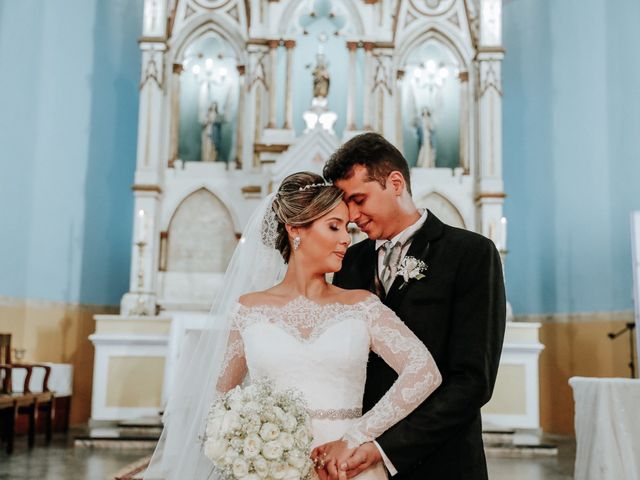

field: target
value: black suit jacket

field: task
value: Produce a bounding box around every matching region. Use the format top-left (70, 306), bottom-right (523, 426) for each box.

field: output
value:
top-left (333, 211), bottom-right (506, 480)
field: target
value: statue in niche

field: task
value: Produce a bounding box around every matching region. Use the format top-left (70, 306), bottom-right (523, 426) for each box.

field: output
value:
top-left (200, 101), bottom-right (223, 162)
top-left (311, 32), bottom-right (330, 100)
top-left (312, 54), bottom-right (330, 99)
top-left (416, 107), bottom-right (436, 168)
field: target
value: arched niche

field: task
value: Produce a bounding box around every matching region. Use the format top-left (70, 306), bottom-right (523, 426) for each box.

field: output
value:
top-left (166, 188), bottom-right (237, 273)
top-left (282, 0), bottom-right (360, 136)
top-left (401, 36), bottom-right (463, 169)
top-left (177, 32), bottom-right (240, 163)
top-left (417, 192), bottom-right (465, 229)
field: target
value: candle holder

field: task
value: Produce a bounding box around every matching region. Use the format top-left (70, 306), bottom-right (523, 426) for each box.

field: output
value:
top-left (129, 240), bottom-right (152, 316)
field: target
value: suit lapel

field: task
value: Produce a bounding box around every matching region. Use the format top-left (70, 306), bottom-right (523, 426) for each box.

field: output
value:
top-left (384, 210), bottom-right (445, 308)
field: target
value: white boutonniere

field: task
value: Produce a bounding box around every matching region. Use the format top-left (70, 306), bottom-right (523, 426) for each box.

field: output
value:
top-left (397, 256), bottom-right (428, 290)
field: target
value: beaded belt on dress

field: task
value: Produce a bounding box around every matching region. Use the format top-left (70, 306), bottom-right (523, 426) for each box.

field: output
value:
top-left (308, 407), bottom-right (362, 420)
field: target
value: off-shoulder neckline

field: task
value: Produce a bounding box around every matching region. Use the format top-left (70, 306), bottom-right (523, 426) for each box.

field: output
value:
top-left (234, 294), bottom-right (379, 311)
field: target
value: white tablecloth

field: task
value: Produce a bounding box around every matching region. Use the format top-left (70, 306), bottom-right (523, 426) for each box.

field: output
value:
top-left (11, 362), bottom-right (73, 396)
top-left (570, 377), bottom-right (640, 480)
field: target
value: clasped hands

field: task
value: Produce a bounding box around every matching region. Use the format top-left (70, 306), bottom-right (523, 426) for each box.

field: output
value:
top-left (311, 440), bottom-right (382, 480)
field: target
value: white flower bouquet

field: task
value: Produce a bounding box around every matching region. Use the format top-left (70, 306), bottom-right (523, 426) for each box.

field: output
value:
top-left (204, 378), bottom-right (314, 480)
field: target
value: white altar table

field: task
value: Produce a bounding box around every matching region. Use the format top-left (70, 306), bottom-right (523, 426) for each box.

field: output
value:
top-left (570, 377), bottom-right (640, 480)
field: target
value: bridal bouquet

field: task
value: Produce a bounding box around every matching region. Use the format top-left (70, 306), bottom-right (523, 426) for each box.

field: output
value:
top-left (204, 378), bottom-right (314, 480)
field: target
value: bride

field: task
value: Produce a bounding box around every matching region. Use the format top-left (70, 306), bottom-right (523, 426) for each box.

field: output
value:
top-left (144, 172), bottom-right (441, 480)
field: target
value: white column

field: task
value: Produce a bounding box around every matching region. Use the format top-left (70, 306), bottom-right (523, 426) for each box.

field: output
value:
top-left (475, 0), bottom-right (505, 245)
top-left (168, 63), bottom-right (182, 168)
top-left (372, 47), bottom-right (395, 138)
top-left (235, 64), bottom-right (246, 169)
top-left (362, 42), bottom-right (374, 130)
top-left (267, 39), bottom-right (279, 129)
top-left (283, 40), bottom-right (295, 130)
top-left (346, 41), bottom-right (358, 130)
top-left (243, 44), bottom-right (268, 171)
top-left (458, 70), bottom-right (469, 173)
top-left (395, 69), bottom-right (405, 150)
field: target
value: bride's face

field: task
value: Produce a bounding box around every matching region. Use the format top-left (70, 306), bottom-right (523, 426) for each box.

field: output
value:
top-left (296, 201), bottom-right (351, 273)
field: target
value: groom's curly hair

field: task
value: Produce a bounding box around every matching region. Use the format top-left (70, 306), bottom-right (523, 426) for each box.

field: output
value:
top-left (323, 132), bottom-right (412, 195)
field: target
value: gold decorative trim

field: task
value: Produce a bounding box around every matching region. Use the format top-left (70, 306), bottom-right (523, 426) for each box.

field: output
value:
top-left (247, 38), bottom-right (269, 46)
top-left (477, 46), bottom-right (506, 54)
top-left (138, 36), bottom-right (166, 44)
top-left (254, 143), bottom-right (290, 153)
top-left (474, 192), bottom-right (506, 201)
top-left (241, 185), bottom-right (262, 194)
top-left (132, 184), bottom-right (163, 193)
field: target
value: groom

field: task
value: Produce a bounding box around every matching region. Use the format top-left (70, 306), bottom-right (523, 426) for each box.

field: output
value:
top-left (323, 133), bottom-right (506, 480)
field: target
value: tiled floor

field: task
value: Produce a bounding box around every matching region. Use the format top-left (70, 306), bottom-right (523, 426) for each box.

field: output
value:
top-left (0, 433), bottom-right (575, 480)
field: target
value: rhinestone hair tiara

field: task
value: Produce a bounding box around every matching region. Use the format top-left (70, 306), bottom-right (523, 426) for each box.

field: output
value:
top-left (298, 181), bottom-right (333, 191)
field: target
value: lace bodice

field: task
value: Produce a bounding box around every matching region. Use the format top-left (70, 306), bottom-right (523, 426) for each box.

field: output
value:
top-left (215, 294), bottom-right (441, 448)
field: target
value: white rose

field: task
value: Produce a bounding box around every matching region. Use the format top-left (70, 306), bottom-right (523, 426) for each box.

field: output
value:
top-left (232, 457), bottom-right (250, 478)
top-left (246, 415), bottom-right (261, 434)
top-left (221, 411), bottom-right (242, 434)
top-left (205, 414), bottom-right (224, 439)
top-left (259, 422), bottom-right (280, 442)
top-left (272, 406), bottom-right (286, 422)
top-left (231, 437), bottom-right (244, 450)
top-left (252, 456), bottom-right (269, 478)
top-left (262, 440), bottom-right (284, 460)
top-left (261, 406), bottom-right (277, 422)
top-left (228, 387), bottom-right (245, 411)
top-left (293, 427), bottom-right (311, 447)
top-left (406, 257), bottom-right (419, 271)
top-left (283, 414), bottom-right (298, 432)
top-left (269, 461), bottom-right (288, 479)
top-left (203, 438), bottom-right (227, 462)
top-left (223, 447), bottom-right (240, 465)
top-left (278, 432), bottom-right (294, 451)
top-left (283, 466), bottom-right (302, 480)
top-left (287, 451), bottom-right (307, 470)
top-left (243, 434), bottom-right (263, 458)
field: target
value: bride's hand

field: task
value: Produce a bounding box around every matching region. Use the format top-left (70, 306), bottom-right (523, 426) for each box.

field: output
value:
top-left (311, 440), bottom-right (354, 480)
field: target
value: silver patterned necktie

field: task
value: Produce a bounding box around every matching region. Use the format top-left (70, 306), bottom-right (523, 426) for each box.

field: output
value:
top-left (380, 241), bottom-right (403, 292)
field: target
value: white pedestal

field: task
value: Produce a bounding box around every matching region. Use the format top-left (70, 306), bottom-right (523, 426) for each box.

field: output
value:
top-left (89, 314), bottom-right (172, 422)
top-left (482, 322), bottom-right (544, 429)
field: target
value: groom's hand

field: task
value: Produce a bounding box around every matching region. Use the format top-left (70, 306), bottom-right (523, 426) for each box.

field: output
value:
top-left (340, 442), bottom-right (382, 479)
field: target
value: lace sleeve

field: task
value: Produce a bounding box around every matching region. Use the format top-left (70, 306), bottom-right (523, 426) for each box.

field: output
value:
top-left (215, 305), bottom-right (248, 394)
top-left (342, 297), bottom-right (442, 448)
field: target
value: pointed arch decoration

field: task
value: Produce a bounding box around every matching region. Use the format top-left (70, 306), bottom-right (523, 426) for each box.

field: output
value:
top-left (417, 191), bottom-right (466, 229)
top-left (165, 187), bottom-right (238, 273)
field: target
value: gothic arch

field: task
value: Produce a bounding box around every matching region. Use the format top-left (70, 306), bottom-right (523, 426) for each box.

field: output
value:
top-left (277, 0), bottom-right (366, 37)
top-left (417, 191), bottom-right (466, 229)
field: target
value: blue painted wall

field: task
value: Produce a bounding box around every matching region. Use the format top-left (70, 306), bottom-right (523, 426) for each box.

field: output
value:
top-left (0, 0), bottom-right (142, 305)
top-left (503, 0), bottom-right (640, 314)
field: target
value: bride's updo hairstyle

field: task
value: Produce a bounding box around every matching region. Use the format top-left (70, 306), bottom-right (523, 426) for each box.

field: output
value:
top-left (271, 172), bottom-right (343, 262)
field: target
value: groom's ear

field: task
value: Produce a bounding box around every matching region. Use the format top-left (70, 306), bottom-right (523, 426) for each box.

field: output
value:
top-left (387, 171), bottom-right (406, 195)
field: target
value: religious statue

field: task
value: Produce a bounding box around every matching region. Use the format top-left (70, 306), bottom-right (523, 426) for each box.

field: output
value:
top-left (312, 54), bottom-right (330, 99)
top-left (201, 101), bottom-right (223, 162)
top-left (416, 107), bottom-right (436, 168)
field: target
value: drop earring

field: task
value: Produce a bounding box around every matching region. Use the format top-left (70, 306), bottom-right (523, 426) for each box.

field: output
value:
top-left (293, 236), bottom-right (301, 250)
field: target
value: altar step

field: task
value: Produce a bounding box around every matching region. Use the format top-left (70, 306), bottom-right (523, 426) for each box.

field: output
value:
top-left (483, 428), bottom-right (558, 457)
top-left (74, 417), bottom-right (161, 449)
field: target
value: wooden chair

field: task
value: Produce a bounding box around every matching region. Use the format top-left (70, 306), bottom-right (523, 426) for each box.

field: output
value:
top-left (0, 363), bottom-right (36, 454)
top-left (0, 334), bottom-right (54, 453)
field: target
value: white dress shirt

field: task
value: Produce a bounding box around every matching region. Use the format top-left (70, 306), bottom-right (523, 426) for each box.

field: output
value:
top-left (371, 209), bottom-right (428, 475)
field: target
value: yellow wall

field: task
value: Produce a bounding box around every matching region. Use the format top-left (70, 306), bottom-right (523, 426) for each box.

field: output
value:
top-left (519, 312), bottom-right (636, 435)
top-left (0, 296), bottom-right (117, 425)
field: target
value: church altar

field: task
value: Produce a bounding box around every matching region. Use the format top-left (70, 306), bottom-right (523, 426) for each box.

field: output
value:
top-left (88, 0), bottom-right (543, 430)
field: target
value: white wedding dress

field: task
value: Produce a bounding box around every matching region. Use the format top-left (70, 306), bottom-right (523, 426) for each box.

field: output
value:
top-left (216, 294), bottom-right (441, 480)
